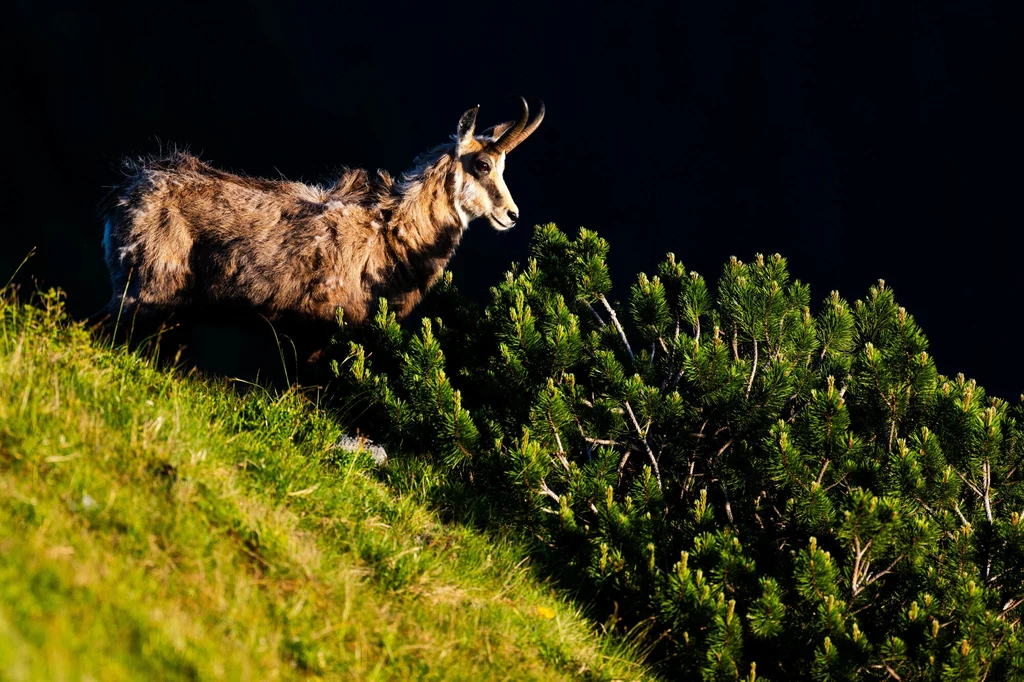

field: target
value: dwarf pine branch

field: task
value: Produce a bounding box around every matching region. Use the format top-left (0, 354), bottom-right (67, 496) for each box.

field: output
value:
top-left (328, 224), bottom-right (1024, 680)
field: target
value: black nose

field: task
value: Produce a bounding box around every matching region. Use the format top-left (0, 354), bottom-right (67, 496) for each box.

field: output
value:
top-left (507, 210), bottom-right (519, 223)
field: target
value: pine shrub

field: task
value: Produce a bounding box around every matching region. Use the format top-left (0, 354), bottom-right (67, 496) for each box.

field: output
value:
top-left (329, 224), bottom-right (1024, 680)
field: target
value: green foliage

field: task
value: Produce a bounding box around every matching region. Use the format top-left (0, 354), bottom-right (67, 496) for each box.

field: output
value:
top-left (330, 223), bottom-right (1024, 680)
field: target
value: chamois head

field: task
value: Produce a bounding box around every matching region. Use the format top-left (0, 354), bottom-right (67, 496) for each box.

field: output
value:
top-left (454, 96), bottom-right (544, 230)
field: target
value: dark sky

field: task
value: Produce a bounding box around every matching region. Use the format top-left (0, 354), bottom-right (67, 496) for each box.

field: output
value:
top-left (7, 0), bottom-right (1022, 400)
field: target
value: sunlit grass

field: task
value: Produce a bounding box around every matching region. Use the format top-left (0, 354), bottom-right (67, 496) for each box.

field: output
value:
top-left (0, 287), bottom-right (656, 681)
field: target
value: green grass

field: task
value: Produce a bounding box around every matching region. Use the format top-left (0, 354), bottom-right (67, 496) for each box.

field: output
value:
top-left (0, 287), bottom-right (656, 681)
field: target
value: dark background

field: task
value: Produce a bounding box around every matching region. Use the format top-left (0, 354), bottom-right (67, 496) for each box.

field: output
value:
top-left (7, 0), bottom-right (1022, 399)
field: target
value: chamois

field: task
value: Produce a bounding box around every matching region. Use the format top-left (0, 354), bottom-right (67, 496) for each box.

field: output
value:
top-left (100, 98), bottom-right (544, 347)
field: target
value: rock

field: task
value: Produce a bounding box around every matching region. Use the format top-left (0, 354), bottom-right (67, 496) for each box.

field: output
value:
top-left (334, 434), bottom-right (388, 467)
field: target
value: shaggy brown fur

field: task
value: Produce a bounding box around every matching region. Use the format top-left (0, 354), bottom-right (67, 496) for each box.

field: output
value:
top-left (100, 102), bottom-right (543, 341)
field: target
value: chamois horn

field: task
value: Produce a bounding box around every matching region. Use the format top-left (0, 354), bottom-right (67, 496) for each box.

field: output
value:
top-left (493, 96), bottom-right (545, 153)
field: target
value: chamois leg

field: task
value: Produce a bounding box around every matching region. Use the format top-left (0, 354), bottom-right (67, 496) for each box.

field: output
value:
top-left (100, 297), bottom-right (182, 350)
top-left (267, 317), bottom-right (338, 386)
top-left (100, 264), bottom-right (194, 357)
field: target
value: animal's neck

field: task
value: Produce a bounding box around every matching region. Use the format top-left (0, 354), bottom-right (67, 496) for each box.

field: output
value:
top-left (373, 150), bottom-right (468, 318)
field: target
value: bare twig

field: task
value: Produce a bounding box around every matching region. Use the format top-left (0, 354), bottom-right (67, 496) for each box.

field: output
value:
top-left (745, 338), bottom-right (758, 398)
top-left (555, 453), bottom-right (570, 473)
top-left (539, 480), bottom-right (560, 504)
top-left (684, 458), bottom-right (697, 496)
top-left (682, 420), bottom-right (708, 496)
top-left (954, 468), bottom-right (993, 523)
top-left (691, 420), bottom-right (708, 450)
top-left (883, 665), bottom-right (903, 681)
top-left (1001, 598), bottom-right (1024, 616)
top-left (549, 415), bottom-right (565, 455)
top-left (816, 459), bottom-right (831, 487)
top-left (617, 450), bottom-right (632, 483)
top-left (824, 472), bottom-right (850, 492)
top-left (850, 531), bottom-right (905, 601)
top-left (983, 458), bottom-right (993, 523)
top-left (670, 363), bottom-right (687, 390)
top-left (863, 554), bottom-right (905, 592)
top-left (952, 502), bottom-right (969, 526)
top-left (850, 586), bottom-right (884, 616)
top-left (624, 401), bottom-right (661, 489)
top-left (720, 480), bottom-right (735, 525)
top-left (546, 410), bottom-right (570, 472)
top-left (708, 437), bottom-right (736, 525)
top-left (601, 295), bottom-right (634, 363)
top-left (571, 415), bottom-right (593, 461)
top-left (850, 535), bottom-right (871, 600)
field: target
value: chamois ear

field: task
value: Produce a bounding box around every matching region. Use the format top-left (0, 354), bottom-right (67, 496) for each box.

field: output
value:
top-left (479, 120), bottom-right (516, 143)
top-left (457, 106), bottom-right (479, 151)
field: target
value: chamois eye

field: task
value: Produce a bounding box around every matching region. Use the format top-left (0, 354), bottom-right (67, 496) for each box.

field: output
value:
top-left (474, 158), bottom-right (491, 174)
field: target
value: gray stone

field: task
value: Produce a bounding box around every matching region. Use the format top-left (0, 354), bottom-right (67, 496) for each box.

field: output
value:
top-left (334, 434), bottom-right (388, 467)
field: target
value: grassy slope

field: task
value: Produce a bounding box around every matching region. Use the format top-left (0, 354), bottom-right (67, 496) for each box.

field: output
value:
top-left (0, 288), bottom-right (655, 681)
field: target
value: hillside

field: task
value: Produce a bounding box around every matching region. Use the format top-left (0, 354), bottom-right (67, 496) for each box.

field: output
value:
top-left (0, 287), bottom-right (655, 681)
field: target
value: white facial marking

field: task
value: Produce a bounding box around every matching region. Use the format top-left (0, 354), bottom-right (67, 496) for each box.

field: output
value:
top-left (455, 203), bottom-right (470, 228)
top-left (458, 182), bottom-right (484, 222)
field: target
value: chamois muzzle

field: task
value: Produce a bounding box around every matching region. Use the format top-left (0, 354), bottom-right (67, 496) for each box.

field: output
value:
top-left (493, 96), bottom-right (545, 154)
